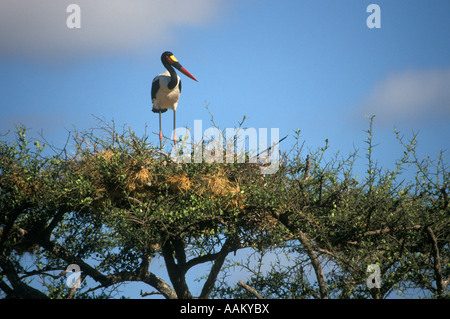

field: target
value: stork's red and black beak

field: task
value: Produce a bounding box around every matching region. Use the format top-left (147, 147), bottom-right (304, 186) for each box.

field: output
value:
top-left (166, 54), bottom-right (198, 82)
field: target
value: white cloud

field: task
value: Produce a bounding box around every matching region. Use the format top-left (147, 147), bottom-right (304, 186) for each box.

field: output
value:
top-left (360, 68), bottom-right (450, 125)
top-left (0, 0), bottom-right (224, 60)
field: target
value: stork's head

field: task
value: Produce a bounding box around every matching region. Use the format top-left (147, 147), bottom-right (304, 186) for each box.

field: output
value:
top-left (161, 51), bottom-right (198, 82)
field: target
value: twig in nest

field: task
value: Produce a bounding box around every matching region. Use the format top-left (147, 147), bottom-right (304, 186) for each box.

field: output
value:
top-left (256, 135), bottom-right (288, 158)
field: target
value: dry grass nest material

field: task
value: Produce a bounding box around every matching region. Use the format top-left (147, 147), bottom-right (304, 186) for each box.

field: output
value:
top-left (0, 170), bottom-right (43, 196)
top-left (165, 170), bottom-right (246, 210)
top-left (124, 160), bottom-right (153, 193)
top-left (76, 150), bottom-right (246, 210)
top-left (74, 149), bottom-right (155, 196)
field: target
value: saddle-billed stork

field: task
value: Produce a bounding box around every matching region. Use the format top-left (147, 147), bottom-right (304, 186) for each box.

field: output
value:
top-left (151, 51), bottom-right (198, 149)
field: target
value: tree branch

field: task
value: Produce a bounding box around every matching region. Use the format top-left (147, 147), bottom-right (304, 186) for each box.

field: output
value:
top-left (199, 237), bottom-right (237, 299)
top-left (141, 272), bottom-right (178, 299)
top-left (426, 226), bottom-right (445, 298)
top-left (161, 239), bottom-right (192, 299)
top-left (237, 280), bottom-right (264, 299)
top-left (0, 257), bottom-right (49, 299)
top-left (38, 237), bottom-right (177, 299)
top-left (140, 290), bottom-right (161, 297)
top-left (184, 252), bottom-right (221, 272)
top-left (346, 225), bottom-right (423, 246)
top-left (362, 224), bottom-right (422, 237)
top-left (296, 230), bottom-right (328, 299)
top-left (279, 214), bottom-right (328, 299)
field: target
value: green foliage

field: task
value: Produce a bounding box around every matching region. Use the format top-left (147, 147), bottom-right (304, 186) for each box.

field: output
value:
top-left (0, 115), bottom-right (448, 299)
top-left (214, 116), bottom-right (448, 299)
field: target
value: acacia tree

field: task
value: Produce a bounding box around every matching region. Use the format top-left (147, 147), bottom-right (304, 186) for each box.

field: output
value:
top-left (213, 118), bottom-right (449, 299)
top-left (0, 118), bottom-right (290, 299)
top-left (0, 116), bottom-right (448, 299)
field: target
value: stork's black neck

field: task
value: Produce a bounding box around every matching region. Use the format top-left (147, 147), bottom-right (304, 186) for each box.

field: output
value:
top-left (162, 59), bottom-right (178, 90)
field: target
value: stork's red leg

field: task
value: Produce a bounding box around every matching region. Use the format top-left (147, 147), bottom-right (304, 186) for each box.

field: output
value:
top-left (159, 109), bottom-right (163, 150)
top-left (173, 109), bottom-right (177, 145)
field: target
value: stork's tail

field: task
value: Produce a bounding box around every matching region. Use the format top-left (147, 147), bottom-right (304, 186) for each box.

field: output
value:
top-left (152, 107), bottom-right (168, 114)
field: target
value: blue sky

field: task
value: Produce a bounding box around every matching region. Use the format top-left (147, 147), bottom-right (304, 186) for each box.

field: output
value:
top-left (1, 0), bottom-right (449, 167)
top-left (1, 0), bottom-right (449, 298)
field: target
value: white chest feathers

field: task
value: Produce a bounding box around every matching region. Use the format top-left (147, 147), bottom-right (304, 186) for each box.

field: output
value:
top-left (152, 71), bottom-right (181, 112)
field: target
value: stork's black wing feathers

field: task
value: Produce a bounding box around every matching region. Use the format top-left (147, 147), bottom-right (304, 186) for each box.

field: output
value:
top-left (151, 78), bottom-right (168, 113)
top-left (151, 78), bottom-right (159, 100)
